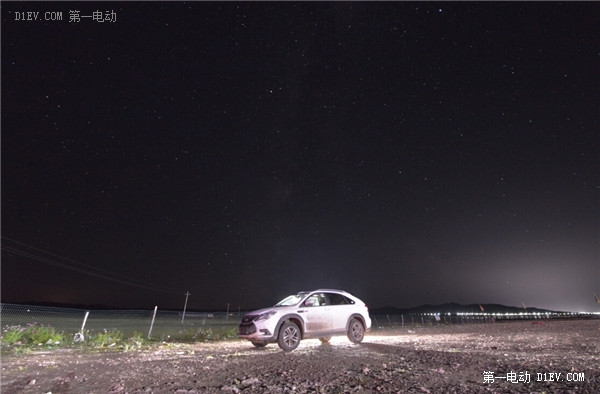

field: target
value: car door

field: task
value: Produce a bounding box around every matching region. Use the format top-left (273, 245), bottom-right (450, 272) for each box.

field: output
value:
top-left (328, 292), bottom-right (354, 331)
top-left (301, 293), bottom-right (332, 334)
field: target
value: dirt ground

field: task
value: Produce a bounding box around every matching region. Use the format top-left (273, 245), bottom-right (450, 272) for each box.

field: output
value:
top-left (2, 319), bottom-right (599, 393)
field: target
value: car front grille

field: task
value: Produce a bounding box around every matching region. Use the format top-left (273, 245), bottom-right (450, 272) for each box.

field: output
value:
top-left (238, 323), bottom-right (256, 335)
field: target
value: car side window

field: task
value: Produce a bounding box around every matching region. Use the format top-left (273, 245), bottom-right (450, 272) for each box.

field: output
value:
top-left (304, 294), bottom-right (320, 306)
top-left (327, 293), bottom-right (350, 305)
top-left (305, 293), bottom-right (328, 306)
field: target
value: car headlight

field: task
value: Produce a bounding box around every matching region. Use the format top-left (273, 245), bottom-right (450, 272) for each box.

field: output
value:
top-left (254, 311), bottom-right (277, 322)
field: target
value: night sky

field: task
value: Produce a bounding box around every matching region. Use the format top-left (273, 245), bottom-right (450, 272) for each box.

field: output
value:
top-left (2, 2), bottom-right (599, 312)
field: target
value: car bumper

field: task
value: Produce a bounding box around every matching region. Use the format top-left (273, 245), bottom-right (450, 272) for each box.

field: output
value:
top-left (238, 322), bottom-right (277, 342)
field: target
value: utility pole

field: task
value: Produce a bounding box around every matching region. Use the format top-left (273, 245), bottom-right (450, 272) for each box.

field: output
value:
top-left (181, 291), bottom-right (191, 324)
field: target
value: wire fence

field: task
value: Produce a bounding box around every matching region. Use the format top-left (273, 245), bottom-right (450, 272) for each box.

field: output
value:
top-left (0, 303), bottom-right (238, 341)
top-left (371, 310), bottom-right (599, 329)
top-left (371, 313), bottom-right (493, 328)
top-left (1, 303), bottom-right (597, 342)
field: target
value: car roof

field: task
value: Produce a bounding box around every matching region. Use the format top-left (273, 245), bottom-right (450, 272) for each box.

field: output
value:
top-left (310, 289), bottom-right (351, 294)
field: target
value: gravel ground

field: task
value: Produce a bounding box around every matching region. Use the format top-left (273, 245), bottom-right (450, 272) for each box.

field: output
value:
top-left (2, 319), bottom-right (599, 393)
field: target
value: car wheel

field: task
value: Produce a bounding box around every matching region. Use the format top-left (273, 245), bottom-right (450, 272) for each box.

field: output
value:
top-left (277, 321), bottom-right (301, 351)
top-left (347, 318), bottom-right (365, 344)
top-left (319, 337), bottom-right (331, 343)
top-left (251, 341), bottom-right (267, 348)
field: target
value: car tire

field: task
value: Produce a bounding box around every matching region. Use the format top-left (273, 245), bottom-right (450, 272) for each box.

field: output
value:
top-left (251, 341), bottom-right (267, 348)
top-left (277, 321), bottom-right (301, 351)
top-left (319, 337), bottom-right (331, 343)
top-left (347, 318), bottom-right (365, 344)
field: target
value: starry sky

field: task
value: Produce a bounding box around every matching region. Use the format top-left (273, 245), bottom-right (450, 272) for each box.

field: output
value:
top-left (2, 2), bottom-right (599, 312)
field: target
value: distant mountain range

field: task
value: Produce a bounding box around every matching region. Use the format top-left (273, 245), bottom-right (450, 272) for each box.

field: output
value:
top-left (370, 303), bottom-right (561, 315)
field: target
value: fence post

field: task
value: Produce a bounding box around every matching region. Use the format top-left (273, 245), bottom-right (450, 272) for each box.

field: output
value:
top-left (182, 292), bottom-right (190, 324)
top-left (148, 306), bottom-right (158, 339)
top-left (401, 314), bottom-right (404, 328)
top-left (74, 311), bottom-right (90, 342)
top-left (81, 311), bottom-right (89, 332)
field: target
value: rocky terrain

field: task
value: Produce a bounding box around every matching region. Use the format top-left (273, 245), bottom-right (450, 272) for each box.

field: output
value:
top-left (2, 319), bottom-right (599, 393)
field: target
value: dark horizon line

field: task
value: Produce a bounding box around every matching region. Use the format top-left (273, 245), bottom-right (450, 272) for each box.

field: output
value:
top-left (0, 299), bottom-right (581, 314)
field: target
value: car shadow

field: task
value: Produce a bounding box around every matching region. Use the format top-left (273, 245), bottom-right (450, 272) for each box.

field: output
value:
top-left (247, 346), bottom-right (271, 352)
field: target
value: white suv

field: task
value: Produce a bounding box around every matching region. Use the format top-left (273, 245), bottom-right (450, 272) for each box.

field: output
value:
top-left (238, 289), bottom-right (371, 351)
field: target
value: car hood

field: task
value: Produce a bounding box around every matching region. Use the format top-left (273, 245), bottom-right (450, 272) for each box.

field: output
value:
top-left (245, 306), bottom-right (294, 316)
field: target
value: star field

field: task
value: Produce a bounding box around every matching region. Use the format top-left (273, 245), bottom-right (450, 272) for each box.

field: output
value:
top-left (2, 2), bottom-right (599, 312)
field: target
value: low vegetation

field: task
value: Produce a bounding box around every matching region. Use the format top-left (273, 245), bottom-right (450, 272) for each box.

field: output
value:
top-left (0, 323), bottom-right (239, 354)
top-left (173, 326), bottom-right (238, 342)
top-left (1, 323), bottom-right (64, 353)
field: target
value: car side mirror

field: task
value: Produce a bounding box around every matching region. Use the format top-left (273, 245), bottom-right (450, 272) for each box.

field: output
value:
top-left (304, 300), bottom-right (314, 307)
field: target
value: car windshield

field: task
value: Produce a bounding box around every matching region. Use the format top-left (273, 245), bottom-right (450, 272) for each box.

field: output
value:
top-left (275, 292), bottom-right (309, 306)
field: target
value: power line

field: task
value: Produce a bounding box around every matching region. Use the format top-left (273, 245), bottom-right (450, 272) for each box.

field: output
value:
top-left (1, 236), bottom-right (180, 294)
top-left (2, 245), bottom-right (176, 293)
top-left (4, 236), bottom-right (136, 278)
